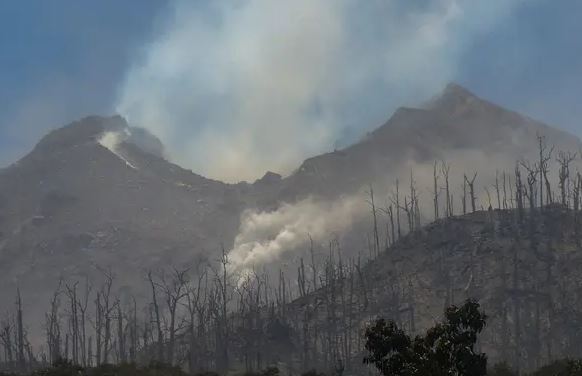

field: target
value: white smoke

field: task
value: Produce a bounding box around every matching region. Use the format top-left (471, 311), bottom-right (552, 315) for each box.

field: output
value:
top-left (98, 130), bottom-right (124, 152)
top-left (228, 196), bottom-right (366, 276)
top-left (97, 130), bottom-right (137, 169)
top-left (116, 0), bottom-right (526, 183)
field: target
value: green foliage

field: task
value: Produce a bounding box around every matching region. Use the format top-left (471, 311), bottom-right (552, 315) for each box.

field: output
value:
top-left (364, 299), bottom-right (487, 376)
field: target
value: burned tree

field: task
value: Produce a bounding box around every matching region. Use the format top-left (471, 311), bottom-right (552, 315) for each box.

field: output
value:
top-left (159, 266), bottom-right (190, 365)
top-left (147, 270), bottom-right (165, 363)
top-left (367, 185), bottom-right (381, 256)
top-left (537, 135), bottom-right (554, 209)
top-left (95, 269), bottom-right (115, 365)
top-left (46, 281), bottom-right (63, 364)
top-left (442, 161), bottom-right (453, 218)
top-left (464, 173), bottom-right (478, 213)
top-left (557, 151), bottom-right (577, 208)
top-left (16, 288), bottom-right (25, 371)
top-left (433, 161), bottom-right (440, 220)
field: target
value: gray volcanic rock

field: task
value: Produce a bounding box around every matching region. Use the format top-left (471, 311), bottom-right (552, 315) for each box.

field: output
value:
top-left (278, 207), bottom-right (582, 372)
top-left (0, 115), bottom-right (246, 341)
top-left (0, 84), bottom-right (580, 344)
top-left (278, 84), bottom-right (580, 200)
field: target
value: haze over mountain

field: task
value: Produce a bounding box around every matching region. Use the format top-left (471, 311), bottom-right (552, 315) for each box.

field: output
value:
top-left (0, 84), bottom-right (580, 342)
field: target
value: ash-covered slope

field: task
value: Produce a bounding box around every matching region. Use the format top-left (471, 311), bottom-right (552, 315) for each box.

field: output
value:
top-left (1, 83), bottom-right (580, 346)
top-left (277, 84), bottom-right (581, 200)
top-left (275, 207), bottom-right (582, 373)
top-left (0, 116), bottom-right (247, 321)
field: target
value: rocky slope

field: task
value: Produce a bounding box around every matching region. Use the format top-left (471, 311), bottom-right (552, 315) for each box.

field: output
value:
top-left (0, 83), bottom-right (580, 345)
top-left (268, 206), bottom-right (582, 373)
top-left (277, 84), bottom-right (580, 200)
top-left (0, 116), bottom-right (246, 337)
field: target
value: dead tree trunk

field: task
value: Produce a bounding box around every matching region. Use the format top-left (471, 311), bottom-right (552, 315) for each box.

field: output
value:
top-left (395, 180), bottom-right (402, 239)
top-left (537, 135), bottom-right (554, 209)
top-left (65, 282), bottom-right (79, 365)
top-left (495, 170), bottom-right (502, 210)
top-left (116, 300), bottom-right (126, 364)
top-left (16, 288), bottom-right (25, 371)
top-left (367, 185), bottom-right (381, 256)
top-left (433, 161), bottom-right (440, 220)
top-left (160, 266), bottom-right (190, 365)
top-left (147, 271), bottom-right (164, 363)
top-left (442, 161), bottom-right (452, 217)
top-left (465, 172), bottom-right (478, 213)
top-left (95, 293), bottom-right (102, 365)
top-left (557, 151), bottom-right (576, 208)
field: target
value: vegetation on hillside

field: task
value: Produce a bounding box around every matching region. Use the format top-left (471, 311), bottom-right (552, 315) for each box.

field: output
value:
top-left (364, 299), bottom-right (487, 376)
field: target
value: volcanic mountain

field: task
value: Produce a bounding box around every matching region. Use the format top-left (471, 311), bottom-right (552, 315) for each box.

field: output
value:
top-left (0, 84), bottom-right (579, 341)
top-left (0, 116), bottom-right (246, 318)
top-left (276, 84), bottom-right (579, 200)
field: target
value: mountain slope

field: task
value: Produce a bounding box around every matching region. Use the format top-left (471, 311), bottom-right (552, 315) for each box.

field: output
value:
top-left (0, 116), bottom-right (247, 339)
top-left (278, 84), bottom-right (580, 200)
top-left (272, 207), bottom-right (582, 373)
top-left (0, 83), bottom-right (580, 345)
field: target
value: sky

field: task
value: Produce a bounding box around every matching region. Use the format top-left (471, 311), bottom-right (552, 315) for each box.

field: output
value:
top-left (0, 0), bottom-right (581, 182)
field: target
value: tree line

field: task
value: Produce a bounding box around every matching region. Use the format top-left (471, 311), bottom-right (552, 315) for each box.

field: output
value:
top-left (3, 135), bottom-right (582, 374)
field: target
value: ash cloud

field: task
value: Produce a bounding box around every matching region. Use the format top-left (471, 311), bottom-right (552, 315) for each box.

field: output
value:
top-left (116, 0), bottom-right (525, 183)
top-left (228, 196), bottom-right (367, 276)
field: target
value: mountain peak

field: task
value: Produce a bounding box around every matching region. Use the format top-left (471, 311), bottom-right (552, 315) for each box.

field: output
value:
top-left (442, 82), bottom-right (476, 97)
top-left (33, 115), bottom-right (129, 154)
top-left (425, 82), bottom-right (480, 112)
top-left (29, 115), bottom-right (165, 160)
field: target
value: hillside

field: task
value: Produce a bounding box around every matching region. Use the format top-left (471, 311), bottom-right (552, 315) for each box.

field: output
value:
top-left (249, 206), bottom-right (582, 374)
top-left (277, 84), bottom-right (580, 200)
top-left (0, 83), bottom-right (581, 348)
top-left (0, 116), bottom-right (247, 339)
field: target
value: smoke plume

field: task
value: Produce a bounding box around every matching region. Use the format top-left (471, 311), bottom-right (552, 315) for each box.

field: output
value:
top-left (228, 196), bottom-right (367, 276)
top-left (116, 0), bottom-right (525, 182)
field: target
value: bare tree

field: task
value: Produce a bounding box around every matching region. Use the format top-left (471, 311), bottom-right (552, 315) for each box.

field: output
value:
top-left (366, 185), bottom-right (381, 256)
top-left (441, 161), bottom-right (452, 217)
top-left (147, 270), bottom-right (165, 363)
top-left (211, 247), bottom-right (231, 371)
top-left (116, 299), bottom-right (126, 364)
top-left (16, 288), bottom-right (25, 371)
top-left (495, 170), bottom-right (502, 210)
top-left (557, 151), bottom-right (577, 208)
top-left (537, 134), bottom-right (554, 208)
top-left (0, 317), bottom-right (14, 370)
top-left (65, 282), bottom-right (81, 365)
top-left (465, 172), bottom-right (478, 213)
top-left (95, 269), bottom-right (115, 365)
top-left (78, 277), bottom-right (92, 367)
top-left (46, 280), bottom-right (63, 364)
top-left (433, 161), bottom-right (440, 220)
top-left (158, 266), bottom-right (190, 364)
top-left (393, 180), bottom-right (402, 239)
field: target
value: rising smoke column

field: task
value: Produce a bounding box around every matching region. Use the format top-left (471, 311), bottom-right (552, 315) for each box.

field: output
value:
top-left (117, 0), bottom-right (526, 182)
top-left (227, 196), bottom-right (366, 276)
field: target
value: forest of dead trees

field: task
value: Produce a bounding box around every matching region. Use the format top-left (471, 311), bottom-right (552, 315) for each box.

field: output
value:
top-left (4, 136), bottom-right (582, 375)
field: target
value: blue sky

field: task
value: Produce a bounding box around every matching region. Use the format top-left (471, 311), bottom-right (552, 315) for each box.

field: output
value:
top-left (0, 1), bottom-right (166, 162)
top-left (0, 0), bottom-right (581, 179)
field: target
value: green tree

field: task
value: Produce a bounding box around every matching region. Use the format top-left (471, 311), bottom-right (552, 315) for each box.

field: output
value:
top-left (364, 299), bottom-right (487, 376)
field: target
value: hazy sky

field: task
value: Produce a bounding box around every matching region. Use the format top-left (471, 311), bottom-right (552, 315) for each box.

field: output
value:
top-left (1, 0), bottom-right (581, 181)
